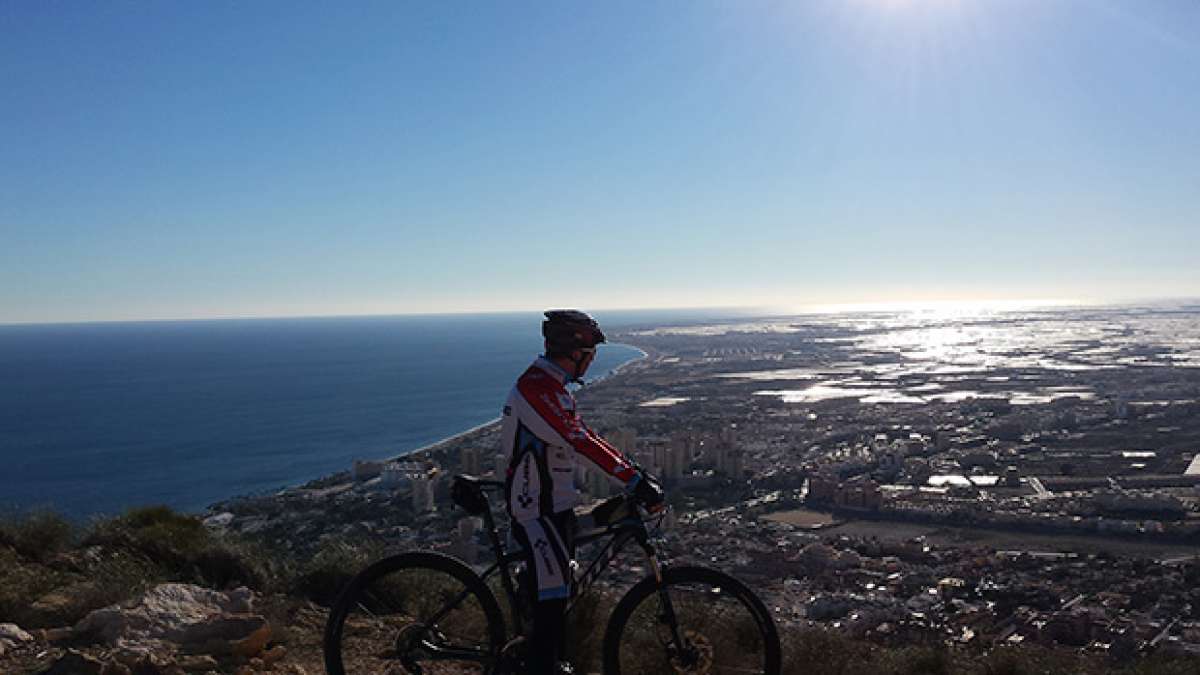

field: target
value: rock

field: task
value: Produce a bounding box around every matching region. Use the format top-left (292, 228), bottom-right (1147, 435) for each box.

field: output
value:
top-left (180, 614), bottom-right (270, 657)
top-left (1, 622), bottom-right (35, 658)
top-left (42, 649), bottom-right (106, 675)
top-left (0, 622), bottom-right (35, 643)
top-left (203, 512), bottom-right (235, 530)
top-left (76, 584), bottom-right (246, 643)
top-left (30, 583), bottom-right (94, 625)
top-left (225, 587), bottom-right (254, 615)
top-left (129, 653), bottom-right (184, 675)
top-left (39, 626), bottom-right (76, 643)
top-left (73, 583), bottom-right (268, 658)
top-left (229, 621), bottom-right (270, 659)
top-left (176, 654), bottom-right (219, 672)
top-left (260, 645), bottom-right (286, 666)
top-left (105, 663), bottom-right (134, 675)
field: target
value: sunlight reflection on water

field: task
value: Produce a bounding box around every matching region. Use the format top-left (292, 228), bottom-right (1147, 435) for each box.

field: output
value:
top-left (708, 303), bottom-right (1200, 405)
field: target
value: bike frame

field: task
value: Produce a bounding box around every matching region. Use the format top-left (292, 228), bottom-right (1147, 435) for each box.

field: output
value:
top-left (415, 483), bottom-right (683, 666)
top-left (474, 490), bottom-right (664, 624)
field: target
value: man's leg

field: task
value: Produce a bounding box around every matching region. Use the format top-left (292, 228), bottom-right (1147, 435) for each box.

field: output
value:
top-left (549, 510), bottom-right (577, 660)
top-left (513, 514), bottom-right (574, 675)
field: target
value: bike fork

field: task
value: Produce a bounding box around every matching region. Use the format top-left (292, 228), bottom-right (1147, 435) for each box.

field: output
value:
top-left (646, 554), bottom-right (688, 660)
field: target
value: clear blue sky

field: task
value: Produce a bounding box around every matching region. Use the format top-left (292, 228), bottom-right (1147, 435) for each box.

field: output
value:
top-left (2, 1), bottom-right (1198, 323)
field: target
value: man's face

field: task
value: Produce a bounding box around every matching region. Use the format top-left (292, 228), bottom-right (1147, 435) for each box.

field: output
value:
top-left (575, 346), bottom-right (597, 376)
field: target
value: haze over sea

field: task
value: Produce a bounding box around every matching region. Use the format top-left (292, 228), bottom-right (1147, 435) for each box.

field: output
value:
top-left (0, 310), bottom-right (737, 519)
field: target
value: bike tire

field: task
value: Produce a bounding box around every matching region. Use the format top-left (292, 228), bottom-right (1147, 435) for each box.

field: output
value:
top-left (602, 566), bottom-right (781, 675)
top-left (323, 550), bottom-right (507, 675)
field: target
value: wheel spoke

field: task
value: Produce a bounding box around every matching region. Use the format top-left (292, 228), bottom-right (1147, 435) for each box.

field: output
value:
top-left (325, 554), bottom-right (503, 675)
top-left (606, 568), bottom-right (779, 675)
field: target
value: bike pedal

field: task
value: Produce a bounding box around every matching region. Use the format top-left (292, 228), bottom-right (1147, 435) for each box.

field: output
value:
top-left (494, 635), bottom-right (528, 673)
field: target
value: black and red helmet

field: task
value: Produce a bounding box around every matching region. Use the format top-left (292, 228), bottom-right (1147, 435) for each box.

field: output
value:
top-left (543, 309), bottom-right (606, 356)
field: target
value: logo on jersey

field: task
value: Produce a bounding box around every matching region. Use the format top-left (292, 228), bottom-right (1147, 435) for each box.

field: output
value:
top-left (517, 460), bottom-right (534, 509)
top-left (556, 393), bottom-right (574, 412)
top-left (534, 537), bottom-right (555, 574)
top-left (539, 394), bottom-right (562, 417)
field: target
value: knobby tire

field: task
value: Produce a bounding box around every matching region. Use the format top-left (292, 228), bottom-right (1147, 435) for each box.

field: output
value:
top-left (323, 551), bottom-right (506, 675)
top-left (602, 566), bottom-right (781, 675)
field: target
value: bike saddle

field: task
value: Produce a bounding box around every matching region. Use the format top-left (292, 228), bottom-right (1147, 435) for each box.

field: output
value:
top-left (453, 473), bottom-right (504, 488)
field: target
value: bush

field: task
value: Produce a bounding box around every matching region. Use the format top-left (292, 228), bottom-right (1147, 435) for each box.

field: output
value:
top-left (290, 539), bottom-right (382, 606)
top-left (193, 539), bottom-right (280, 592)
top-left (85, 505), bottom-right (212, 566)
top-left (890, 647), bottom-right (951, 675)
top-left (782, 628), bottom-right (877, 674)
top-left (65, 550), bottom-right (160, 624)
top-left (82, 505), bottom-right (294, 594)
top-left (565, 588), bottom-right (617, 672)
top-left (1118, 656), bottom-right (1200, 675)
top-left (0, 545), bottom-right (70, 627)
top-left (0, 510), bottom-right (75, 562)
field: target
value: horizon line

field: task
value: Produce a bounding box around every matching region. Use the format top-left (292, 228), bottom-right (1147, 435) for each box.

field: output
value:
top-left (4, 295), bottom-right (1200, 328)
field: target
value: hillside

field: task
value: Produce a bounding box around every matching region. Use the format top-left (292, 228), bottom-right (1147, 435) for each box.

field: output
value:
top-left (1, 507), bottom-right (1196, 675)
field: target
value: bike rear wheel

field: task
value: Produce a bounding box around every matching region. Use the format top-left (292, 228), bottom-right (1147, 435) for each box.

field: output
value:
top-left (602, 566), bottom-right (781, 675)
top-left (323, 551), bottom-right (506, 675)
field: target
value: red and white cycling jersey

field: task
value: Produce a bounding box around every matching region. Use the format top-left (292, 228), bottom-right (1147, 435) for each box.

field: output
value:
top-left (502, 356), bottom-right (638, 521)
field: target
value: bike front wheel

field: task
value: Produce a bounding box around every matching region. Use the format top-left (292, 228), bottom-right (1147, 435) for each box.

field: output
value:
top-left (323, 551), bottom-right (506, 675)
top-left (602, 566), bottom-right (781, 675)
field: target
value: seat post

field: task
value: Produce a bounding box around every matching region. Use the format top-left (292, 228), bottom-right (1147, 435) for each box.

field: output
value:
top-left (479, 499), bottom-right (503, 555)
top-left (479, 495), bottom-right (520, 610)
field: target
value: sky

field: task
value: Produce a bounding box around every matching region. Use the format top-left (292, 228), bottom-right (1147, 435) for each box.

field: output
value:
top-left (2, 0), bottom-right (1199, 324)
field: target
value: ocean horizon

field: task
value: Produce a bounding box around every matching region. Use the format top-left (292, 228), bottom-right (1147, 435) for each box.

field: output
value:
top-left (0, 310), bottom-right (736, 520)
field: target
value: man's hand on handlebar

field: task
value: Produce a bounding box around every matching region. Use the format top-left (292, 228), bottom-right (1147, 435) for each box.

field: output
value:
top-left (632, 470), bottom-right (667, 514)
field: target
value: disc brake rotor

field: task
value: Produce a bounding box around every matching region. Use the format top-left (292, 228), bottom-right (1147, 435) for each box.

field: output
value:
top-left (668, 629), bottom-right (714, 674)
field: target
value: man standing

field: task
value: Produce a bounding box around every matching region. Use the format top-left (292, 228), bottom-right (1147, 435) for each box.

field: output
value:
top-left (502, 309), bottom-right (663, 675)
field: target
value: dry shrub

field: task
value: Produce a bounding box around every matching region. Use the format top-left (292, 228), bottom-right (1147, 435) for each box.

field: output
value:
top-left (290, 539), bottom-right (383, 606)
top-left (85, 505), bottom-right (211, 566)
top-left (0, 509), bottom-right (75, 562)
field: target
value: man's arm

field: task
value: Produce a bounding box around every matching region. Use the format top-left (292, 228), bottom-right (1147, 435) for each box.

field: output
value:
top-left (515, 380), bottom-right (638, 484)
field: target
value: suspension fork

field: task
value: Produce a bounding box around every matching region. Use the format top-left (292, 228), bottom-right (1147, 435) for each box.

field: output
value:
top-left (639, 536), bottom-right (687, 655)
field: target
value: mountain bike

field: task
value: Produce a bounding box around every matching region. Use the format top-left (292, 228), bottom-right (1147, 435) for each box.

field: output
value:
top-left (323, 473), bottom-right (781, 674)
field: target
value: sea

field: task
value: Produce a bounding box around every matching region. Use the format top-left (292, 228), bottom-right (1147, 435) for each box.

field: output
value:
top-left (0, 310), bottom-right (736, 519)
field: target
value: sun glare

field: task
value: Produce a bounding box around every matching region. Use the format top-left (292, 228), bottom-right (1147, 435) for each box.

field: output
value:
top-left (784, 298), bottom-right (1083, 317)
top-left (866, 0), bottom-right (948, 11)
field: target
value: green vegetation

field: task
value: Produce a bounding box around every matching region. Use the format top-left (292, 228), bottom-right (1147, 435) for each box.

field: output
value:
top-left (0, 506), bottom-right (287, 629)
top-left (290, 539), bottom-right (383, 606)
top-left (3, 506), bottom-right (1199, 674)
top-left (0, 510), bottom-right (74, 562)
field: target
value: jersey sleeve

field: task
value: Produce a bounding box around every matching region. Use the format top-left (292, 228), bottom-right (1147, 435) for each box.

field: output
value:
top-left (517, 379), bottom-right (638, 485)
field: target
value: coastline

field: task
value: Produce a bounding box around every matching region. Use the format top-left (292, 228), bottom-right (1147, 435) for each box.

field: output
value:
top-left (388, 416), bottom-right (502, 461)
top-left (213, 342), bottom-right (651, 508)
top-left (379, 343), bottom-right (648, 461)
top-left (378, 342), bottom-right (649, 462)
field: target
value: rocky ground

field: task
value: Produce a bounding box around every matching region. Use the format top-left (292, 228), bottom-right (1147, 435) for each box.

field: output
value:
top-left (4, 506), bottom-right (1200, 675)
top-left (0, 507), bottom-right (336, 675)
top-left (0, 585), bottom-right (326, 675)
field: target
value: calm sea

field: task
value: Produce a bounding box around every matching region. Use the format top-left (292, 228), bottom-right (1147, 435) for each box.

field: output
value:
top-left (0, 310), bottom-right (729, 519)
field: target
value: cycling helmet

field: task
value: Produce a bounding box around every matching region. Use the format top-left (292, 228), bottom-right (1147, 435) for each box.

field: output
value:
top-left (543, 309), bottom-right (606, 357)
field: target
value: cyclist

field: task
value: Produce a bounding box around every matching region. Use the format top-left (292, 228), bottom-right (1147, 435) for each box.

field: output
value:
top-left (501, 309), bottom-right (665, 675)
